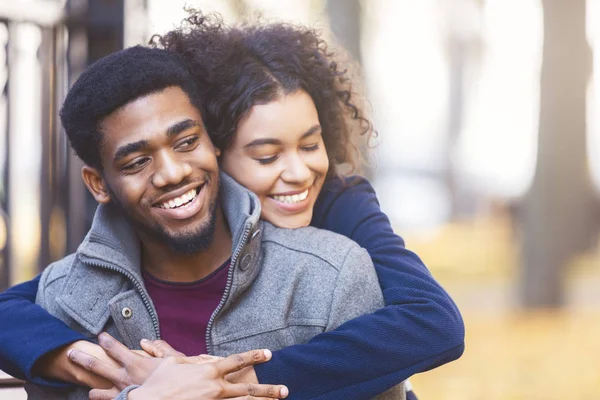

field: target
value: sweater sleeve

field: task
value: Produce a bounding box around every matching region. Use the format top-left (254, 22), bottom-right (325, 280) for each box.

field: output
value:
top-left (0, 275), bottom-right (88, 386)
top-left (254, 176), bottom-right (465, 399)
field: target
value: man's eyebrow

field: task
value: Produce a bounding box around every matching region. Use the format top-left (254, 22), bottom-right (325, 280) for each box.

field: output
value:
top-left (114, 140), bottom-right (148, 163)
top-left (166, 119), bottom-right (202, 138)
top-left (244, 125), bottom-right (322, 149)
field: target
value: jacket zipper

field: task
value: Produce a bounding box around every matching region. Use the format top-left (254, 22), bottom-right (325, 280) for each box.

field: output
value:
top-left (85, 259), bottom-right (161, 340)
top-left (205, 221), bottom-right (252, 355)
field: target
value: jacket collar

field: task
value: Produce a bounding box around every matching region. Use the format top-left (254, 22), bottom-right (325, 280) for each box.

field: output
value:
top-left (76, 172), bottom-right (261, 271)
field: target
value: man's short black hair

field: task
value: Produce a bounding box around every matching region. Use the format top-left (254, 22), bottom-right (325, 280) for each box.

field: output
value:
top-left (60, 45), bottom-right (206, 169)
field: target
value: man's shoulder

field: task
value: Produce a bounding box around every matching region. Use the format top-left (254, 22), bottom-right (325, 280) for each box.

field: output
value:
top-left (39, 253), bottom-right (77, 288)
top-left (260, 222), bottom-right (364, 268)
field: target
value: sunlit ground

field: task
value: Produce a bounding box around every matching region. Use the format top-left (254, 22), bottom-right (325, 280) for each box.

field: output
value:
top-left (406, 213), bottom-right (600, 400)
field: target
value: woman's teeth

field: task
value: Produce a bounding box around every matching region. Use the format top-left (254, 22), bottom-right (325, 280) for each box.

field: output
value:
top-left (159, 188), bottom-right (197, 209)
top-left (272, 189), bottom-right (309, 204)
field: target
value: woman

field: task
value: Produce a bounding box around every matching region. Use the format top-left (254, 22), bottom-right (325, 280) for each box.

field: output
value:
top-left (0, 12), bottom-right (464, 400)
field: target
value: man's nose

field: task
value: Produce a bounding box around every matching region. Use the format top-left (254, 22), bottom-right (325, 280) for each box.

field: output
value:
top-left (151, 151), bottom-right (192, 187)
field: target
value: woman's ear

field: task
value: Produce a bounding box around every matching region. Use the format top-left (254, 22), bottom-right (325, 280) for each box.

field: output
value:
top-left (81, 166), bottom-right (111, 204)
top-left (215, 147), bottom-right (222, 157)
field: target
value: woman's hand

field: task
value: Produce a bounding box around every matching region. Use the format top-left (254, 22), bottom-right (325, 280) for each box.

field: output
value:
top-left (33, 340), bottom-right (119, 389)
top-left (66, 333), bottom-right (163, 390)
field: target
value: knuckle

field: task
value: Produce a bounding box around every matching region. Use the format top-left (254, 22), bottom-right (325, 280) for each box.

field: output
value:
top-left (102, 337), bottom-right (114, 350)
top-left (204, 362), bottom-right (219, 375)
top-left (266, 385), bottom-right (275, 397)
top-left (85, 358), bottom-right (97, 371)
top-left (214, 381), bottom-right (226, 396)
top-left (117, 373), bottom-right (129, 387)
top-left (252, 350), bottom-right (262, 361)
top-left (233, 354), bottom-right (245, 370)
top-left (246, 383), bottom-right (257, 396)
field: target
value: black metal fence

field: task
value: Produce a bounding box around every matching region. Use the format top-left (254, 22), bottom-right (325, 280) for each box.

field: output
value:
top-left (0, 0), bottom-right (129, 291)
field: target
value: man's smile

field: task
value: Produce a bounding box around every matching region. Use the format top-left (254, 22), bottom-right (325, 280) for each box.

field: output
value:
top-left (152, 183), bottom-right (207, 220)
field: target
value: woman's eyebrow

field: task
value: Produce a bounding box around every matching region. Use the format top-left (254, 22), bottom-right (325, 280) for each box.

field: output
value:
top-left (244, 125), bottom-right (322, 149)
top-left (244, 138), bottom-right (281, 148)
top-left (301, 124), bottom-right (322, 139)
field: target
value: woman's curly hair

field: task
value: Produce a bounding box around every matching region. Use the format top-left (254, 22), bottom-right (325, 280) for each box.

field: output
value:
top-left (151, 10), bottom-right (374, 177)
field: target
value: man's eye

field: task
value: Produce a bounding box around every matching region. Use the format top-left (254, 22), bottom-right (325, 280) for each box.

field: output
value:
top-left (122, 158), bottom-right (149, 173)
top-left (177, 136), bottom-right (199, 150)
top-left (257, 155), bottom-right (278, 165)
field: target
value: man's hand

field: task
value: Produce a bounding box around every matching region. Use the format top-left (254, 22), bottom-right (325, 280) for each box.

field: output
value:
top-left (33, 340), bottom-right (117, 389)
top-left (139, 338), bottom-right (186, 358)
top-left (124, 350), bottom-right (288, 400)
top-left (67, 332), bottom-right (163, 390)
top-left (140, 338), bottom-right (259, 386)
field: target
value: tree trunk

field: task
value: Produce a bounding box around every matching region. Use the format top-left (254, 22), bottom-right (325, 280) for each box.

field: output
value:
top-left (520, 0), bottom-right (595, 307)
top-left (326, 0), bottom-right (362, 64)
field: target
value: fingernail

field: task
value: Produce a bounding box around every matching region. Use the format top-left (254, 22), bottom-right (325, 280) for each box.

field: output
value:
top-left (67, 349), bottom-right (75, 359)
top-left (263, 349), bottom-right (272, 359)
top-left (141, 338), bottom-right (148, 343)
top-left (280, 386), bottom-right (289, 397)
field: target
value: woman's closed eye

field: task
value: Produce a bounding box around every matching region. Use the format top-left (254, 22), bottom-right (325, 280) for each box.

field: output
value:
top-left (301, 143), bottom-right (320, 152)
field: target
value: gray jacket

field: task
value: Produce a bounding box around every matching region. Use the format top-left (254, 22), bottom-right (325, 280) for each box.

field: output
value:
top-left (26, 173), bottom-right (404, 400)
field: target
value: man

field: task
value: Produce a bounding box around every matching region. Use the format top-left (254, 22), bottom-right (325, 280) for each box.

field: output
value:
top-left (24, 46), bottom-right (404, 400)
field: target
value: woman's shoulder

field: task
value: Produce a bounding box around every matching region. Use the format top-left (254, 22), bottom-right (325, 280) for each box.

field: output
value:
top-left (313, 175), bottom-right (380, 230)
top-left (319, 174), bottom-right (375, 199)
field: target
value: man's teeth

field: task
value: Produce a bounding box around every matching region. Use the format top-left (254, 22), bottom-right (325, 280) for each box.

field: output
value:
top-left (272, 190), bottom-right (309, 204)
top-left (159, 188), bottom-right (197, 209)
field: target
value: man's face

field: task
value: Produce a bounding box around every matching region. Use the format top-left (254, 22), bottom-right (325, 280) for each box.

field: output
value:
top-left (84, 86), bottom-right (221, 254)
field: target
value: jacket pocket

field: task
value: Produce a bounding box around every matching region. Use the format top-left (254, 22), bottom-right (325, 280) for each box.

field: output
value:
top-left (215, 321), bottom-right (326, 354)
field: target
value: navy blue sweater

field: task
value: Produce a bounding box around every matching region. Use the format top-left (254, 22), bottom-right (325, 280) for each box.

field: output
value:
top-left (0, 176), bottom-right (464, 399)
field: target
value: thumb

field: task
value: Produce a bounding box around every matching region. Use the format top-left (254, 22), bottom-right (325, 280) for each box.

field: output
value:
top-left (140, 339), bottom-right (185, 358)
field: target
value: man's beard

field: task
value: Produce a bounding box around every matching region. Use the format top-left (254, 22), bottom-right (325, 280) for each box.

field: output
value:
top-left (105, 182), bottom-right (219, 255)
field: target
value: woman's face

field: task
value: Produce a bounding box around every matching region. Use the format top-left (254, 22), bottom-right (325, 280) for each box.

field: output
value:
top-left (220, 89), bottom-right (329, 228)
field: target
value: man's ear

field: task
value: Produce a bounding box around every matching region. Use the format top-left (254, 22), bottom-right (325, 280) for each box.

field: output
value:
top-left (81, 166), bottom-right (111, 204)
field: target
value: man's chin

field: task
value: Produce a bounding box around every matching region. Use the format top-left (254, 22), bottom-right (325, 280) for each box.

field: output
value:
top-left (152, 208), bottom-right (218, 255)
top-left (162, 233), bottom-right (215, 255)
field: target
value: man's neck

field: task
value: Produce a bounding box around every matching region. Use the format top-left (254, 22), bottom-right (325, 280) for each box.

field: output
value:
top-left (139, 207), bottom-right (233, 283)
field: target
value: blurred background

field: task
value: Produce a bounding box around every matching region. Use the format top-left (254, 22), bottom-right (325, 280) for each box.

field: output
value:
top-left (0, 0), bottom-right (599, 399)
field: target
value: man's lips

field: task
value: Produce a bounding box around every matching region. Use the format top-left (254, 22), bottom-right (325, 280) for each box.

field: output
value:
top-left (152, 183), bottom-right (205, 208)
top-left (152, 184), bottom-right (206, 221)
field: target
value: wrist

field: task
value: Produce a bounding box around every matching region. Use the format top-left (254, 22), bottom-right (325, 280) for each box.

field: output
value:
top-left (32, 342), bottom-right (78, 380)
top-left (127, 387), bottom-right (147, 400)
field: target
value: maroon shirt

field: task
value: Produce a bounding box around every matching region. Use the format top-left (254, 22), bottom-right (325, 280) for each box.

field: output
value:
top-left (142, 259), bottom-right (230, 356)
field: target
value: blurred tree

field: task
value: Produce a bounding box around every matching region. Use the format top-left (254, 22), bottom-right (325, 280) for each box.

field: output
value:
top-left (326, 0), bottom-right (373, 177)
top-left (326, 0), bottom-right (361, 64)
top-left (439, 0), bottom-right (483, 218)
top-left (520, 0), bottom-right (598, 307)
top-left (229, 0), bottom-right (251, 20)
